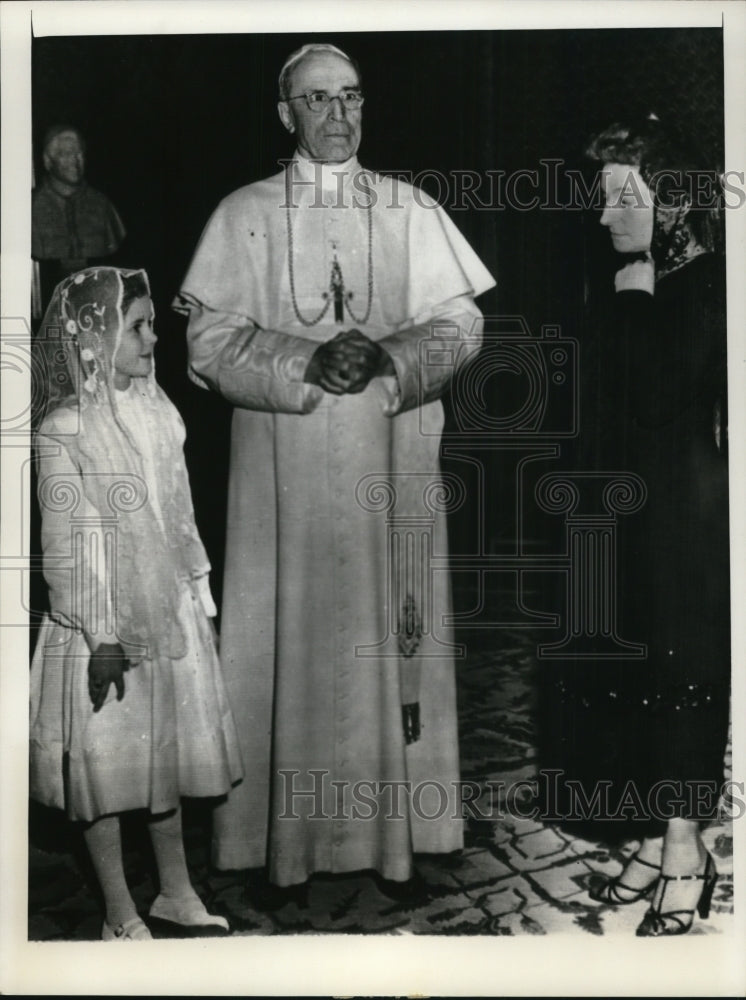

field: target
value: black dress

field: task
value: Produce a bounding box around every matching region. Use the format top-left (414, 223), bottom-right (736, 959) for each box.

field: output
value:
top-left (542, 252), bottom-right (730, 837)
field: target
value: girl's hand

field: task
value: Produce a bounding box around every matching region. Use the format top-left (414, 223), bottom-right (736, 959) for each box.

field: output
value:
top-left (88, 642), bottom-right (128, 712)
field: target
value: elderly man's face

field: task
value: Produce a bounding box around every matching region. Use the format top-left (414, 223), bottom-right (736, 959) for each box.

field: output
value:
top-left (44, 132), bottom-right (85, 186)
top-left (278, 51), bottom-right (362, 163)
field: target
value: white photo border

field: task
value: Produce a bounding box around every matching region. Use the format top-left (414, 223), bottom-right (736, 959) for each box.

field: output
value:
top-left (2, 1), bottom-right (745, 995)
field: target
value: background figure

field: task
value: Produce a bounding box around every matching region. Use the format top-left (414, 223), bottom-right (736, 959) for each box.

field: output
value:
top-left (174, 43), bottom-right (495, 903)
top-left (545, 117), bottom-right (730, 936)
top-left (29, 126), bottom-right (127, 655)
top-left (32, 126), bottom-right (126, 314)
top-left (30, 126), bottom-right (128, 640)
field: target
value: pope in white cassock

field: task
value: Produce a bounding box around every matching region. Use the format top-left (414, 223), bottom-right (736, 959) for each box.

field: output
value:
top-left (174, 43), bottom-right (495, 899)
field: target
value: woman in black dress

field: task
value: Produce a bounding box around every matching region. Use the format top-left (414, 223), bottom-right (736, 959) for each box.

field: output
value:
top-left (551, 118), bottom-right (730, 936)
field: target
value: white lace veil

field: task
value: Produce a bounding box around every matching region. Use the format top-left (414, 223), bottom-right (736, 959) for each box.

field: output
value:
top-left (35, 267), bottom-right (210, 663)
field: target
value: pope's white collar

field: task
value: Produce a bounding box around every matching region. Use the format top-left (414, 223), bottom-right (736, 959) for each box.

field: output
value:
top-left (292, 150), bottom-right (360, 191)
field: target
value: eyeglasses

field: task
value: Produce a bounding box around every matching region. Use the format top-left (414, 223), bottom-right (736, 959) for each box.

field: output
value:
top-left (286, 89), bottom-right (364, 113)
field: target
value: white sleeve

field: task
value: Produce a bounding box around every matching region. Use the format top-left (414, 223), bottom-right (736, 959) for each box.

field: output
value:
top-left (181, 298), bottom-right (324, 415)
top-left (36, 432), bottom-right (112, 651)
top-left (375, 294), bottom-right (484, 415)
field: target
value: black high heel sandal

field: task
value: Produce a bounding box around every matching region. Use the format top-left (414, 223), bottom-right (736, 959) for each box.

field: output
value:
top-left (636, 851), bottom-right (718, 937)
top-left (588, 852), bottom-right (661, 904)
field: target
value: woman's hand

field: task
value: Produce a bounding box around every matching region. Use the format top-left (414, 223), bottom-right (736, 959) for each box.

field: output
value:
top-left (88, 642), bottom-right (128, 712)
top-left (614, 259), bottom-right (655, 295)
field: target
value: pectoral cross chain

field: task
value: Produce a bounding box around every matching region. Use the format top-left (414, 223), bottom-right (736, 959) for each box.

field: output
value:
top-left (285, 164), bottom-right (374, 327)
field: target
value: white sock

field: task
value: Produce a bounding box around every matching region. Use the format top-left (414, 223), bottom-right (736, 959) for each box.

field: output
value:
top-left (147, 806), bottom-right (197, 901)
top-left (83, 815), bottom-right (139, 928)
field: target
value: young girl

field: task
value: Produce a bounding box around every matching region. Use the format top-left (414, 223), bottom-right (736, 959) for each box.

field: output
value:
top-left (30, 267), bottom-right (243, 941)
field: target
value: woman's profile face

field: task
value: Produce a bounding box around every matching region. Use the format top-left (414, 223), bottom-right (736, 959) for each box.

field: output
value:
top-left (599, 162), bottom-right (654, 253)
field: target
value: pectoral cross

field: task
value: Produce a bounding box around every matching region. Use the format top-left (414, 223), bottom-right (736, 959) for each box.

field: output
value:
top-left (330, 257), bottom-right (345, 324)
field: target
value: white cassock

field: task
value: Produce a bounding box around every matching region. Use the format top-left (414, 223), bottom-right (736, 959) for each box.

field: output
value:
top-left (174, 152), bottom-right (495, 885)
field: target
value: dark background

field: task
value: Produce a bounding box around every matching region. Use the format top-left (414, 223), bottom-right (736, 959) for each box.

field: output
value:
top-left (31, 28), bottom-right (725, 614)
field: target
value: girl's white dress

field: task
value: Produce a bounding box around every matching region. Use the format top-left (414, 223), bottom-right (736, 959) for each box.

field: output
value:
top-left (30, 383), bottom-right (243, 821)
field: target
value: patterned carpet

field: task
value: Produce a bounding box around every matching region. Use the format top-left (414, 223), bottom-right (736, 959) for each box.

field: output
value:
top-left (28, 613), bottom-right (734, 941)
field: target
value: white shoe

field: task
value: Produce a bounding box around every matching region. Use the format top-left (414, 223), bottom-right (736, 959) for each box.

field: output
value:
top-left (149, 892), bottom-right (230, 933)
top-left (102, 916), bottom-right (152, 941)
